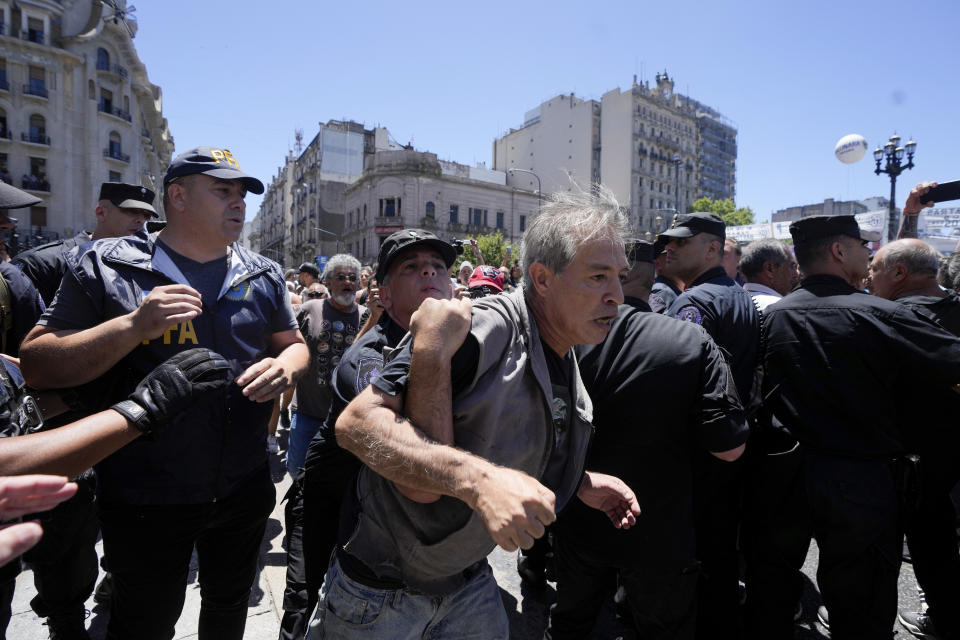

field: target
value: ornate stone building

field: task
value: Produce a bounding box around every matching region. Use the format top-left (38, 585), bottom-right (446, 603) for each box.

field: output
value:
top-left (0, 0), bottom-right (172, 251)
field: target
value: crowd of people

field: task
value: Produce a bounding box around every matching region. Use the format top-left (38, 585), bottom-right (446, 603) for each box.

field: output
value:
top-left (0, 145), bottom-right (955, 640)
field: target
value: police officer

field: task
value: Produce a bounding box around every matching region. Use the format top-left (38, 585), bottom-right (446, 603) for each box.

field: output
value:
top-left (869, 238), bottom-right (960, 639)
top-left (19, 146), bottom-right (310, 640)
top-left (621, 239), bottom-right (655, 311)
top-left (278, 229), bottom-right (456, 640)
top-left (13, 182), bottom-right (157, 307)
top-left (763, 215), bottom-right (960, 640)
top-left (662, 212), bottom-right (760, 639)
top-left (0, 182), bottom-right (44, 356)
top-left (546, 301), bottom-right (748, 640)
top-left (648, 236), bottom-right (684, 313)
top-left (10, 181), bottom-right (157, 635)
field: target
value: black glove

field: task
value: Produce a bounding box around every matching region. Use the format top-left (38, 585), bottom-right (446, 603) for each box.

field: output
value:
top-left (111, 348), bottom-right (231, 436)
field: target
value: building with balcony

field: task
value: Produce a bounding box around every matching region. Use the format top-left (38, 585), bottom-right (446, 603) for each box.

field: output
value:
top-left (342, 150), bottom-right (538, 265)
top-left (0, 0), bottom-right (172, 252)
top-left (493, 72), bottom-right (738, 235)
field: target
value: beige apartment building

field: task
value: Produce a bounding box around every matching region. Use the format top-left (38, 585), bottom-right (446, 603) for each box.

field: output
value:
top-left (342, 150), bottom-right (538, 264)
top-left (493, 72), bottom-right (736, 235)
top-left (0, 0), bottom-right (172, 250)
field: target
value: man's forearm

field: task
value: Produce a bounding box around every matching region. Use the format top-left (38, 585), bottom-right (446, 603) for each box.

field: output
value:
top-left (407, 347), bottom-right (454, 445)
top-left (0, 410), bottom-right (140, 477)
top-left (20, 315), bottom-right (144, 389)
top-left (272, 340), bottom-right (309, 384)
top-left (898, 213), bottom-right (919, 239)
top-left (337, 392), bottom-right (491, 508)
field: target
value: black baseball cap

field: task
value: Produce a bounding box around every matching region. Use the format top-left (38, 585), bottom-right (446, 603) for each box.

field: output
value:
top-left (660, 212), bottom-right (726, 240)
top-left (0, 181), bottom-right (41, 210)
top-left (375, 229), bottom-right (457, 282)
top-left (298, 263), bottom-right (321, 278)
top-left (99, 182), bottom-right (157, 217)
top-left (627, 239), bottom-right (654, 264)
top-left (653, 236), bottom-right (669, 257)
top-left (789, 215), bottom-right (882, 244)
top-left (163, 146), bottom-right (264, 194)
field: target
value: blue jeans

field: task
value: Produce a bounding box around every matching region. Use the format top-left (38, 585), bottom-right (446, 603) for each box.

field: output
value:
top-left (306, 555), bottom-right (508, 639)
top-left (287, 411), bottom-right (324, 475)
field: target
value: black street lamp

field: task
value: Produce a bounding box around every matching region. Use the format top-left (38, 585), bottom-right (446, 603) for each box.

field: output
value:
top-left (873, 133), bottom-right (916, 241)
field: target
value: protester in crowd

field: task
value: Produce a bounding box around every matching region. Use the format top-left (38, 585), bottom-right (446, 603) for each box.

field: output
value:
top-left (739, 239), bottom-right (799, 310)
top-left (762, 215), bottom-right (960, 640)
top-left (663, 212), bottom-right (760, 640)
top-left (278, 230), bottom-right (456, 640)
top-left (721, 237), bottom-right (745, 285)
top-left (19, 146), bottom-right (309, 640)
top-left (620, 240), bottom-right (656, 311)
top-left (307, 187), bottom-right (640, 638)
top-left (285, 254), bottom-right (364, 476)
top-left (298, 263), bottom-right (321, 289)
top-left (456, 259), bottom-right (473, 286)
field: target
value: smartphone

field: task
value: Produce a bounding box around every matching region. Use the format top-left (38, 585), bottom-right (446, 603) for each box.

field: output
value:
top-left (920, 180), bottom-right (960, 204)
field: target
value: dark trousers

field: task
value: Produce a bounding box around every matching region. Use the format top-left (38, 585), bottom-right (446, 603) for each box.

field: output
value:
top-left (741, 446), bottom-right (812, 640)
top-left (23, 470), bottom-right (99, 625)
top-left (98, 468), bottom-right (275, 640)
top-left (905, 451), bottom-right (960, 639)
top-left (0, 560), bottom-right (19, 638)
top-left (692, 454), bottom-right (743, 640)
top-left (806, 455), bottom-right (902, 640)
top-left (278, 447), bottom-right (358, 640)
top-left (546, 529), bottom-right (698, 640)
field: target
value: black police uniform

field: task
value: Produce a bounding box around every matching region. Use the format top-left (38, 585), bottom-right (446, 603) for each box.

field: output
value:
top-left (546, 305), bottom-right (747, 640)
top-left (279, 315), bottom-right (406, 640)
top-left (648, 275), bottom-right (681, 314)
top-left (37, 233), bottom-right (294, 639)
top-left (12, 231), bottom-right (90, 307)
top-left (0, 261), bottom-right (44, 356)
top-left (666, 264), bottom-right (759, 639)
top-left (763, 274), bottom-right (960, 639)
top-left (896, 290), bottom-right (960, 638)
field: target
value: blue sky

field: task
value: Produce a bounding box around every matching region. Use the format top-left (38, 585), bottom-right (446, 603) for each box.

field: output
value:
top-left (132, 0), bottom-right (960, 223)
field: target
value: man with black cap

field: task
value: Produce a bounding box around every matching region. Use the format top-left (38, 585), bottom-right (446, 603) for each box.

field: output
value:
top-left (0, 182), bottom-right (44, 356)
top-left (660, 212), bottom-right (759, 639)
top-left (298, 262), bottom-right (321, 289)
top-left (622, 239), bottom-right (656, 311)
top-left (277, 228), bottom-right (457, 640)
top-left (19, 146), bottom-right (309, 640)
top-left (649, 235), bottom-right (684, 313)
top-left (761, 215), bottom-right (960, 640)
top-left (14, 182), bottom-right (157, 307)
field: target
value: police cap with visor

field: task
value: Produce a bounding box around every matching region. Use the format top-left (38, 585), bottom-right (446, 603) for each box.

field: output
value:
top-left (376, 229), bottom-right (457, 282)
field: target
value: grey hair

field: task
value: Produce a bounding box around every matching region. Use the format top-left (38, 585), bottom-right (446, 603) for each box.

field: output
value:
top-left (739, 239), bottom-right (791, 278)
top-left (940, 252), bottom-right (960, 292)
top-left (520, 183), bottom-right (630, 294)
top-left (877, 240), bottom-right (940, 276)
top-left (322, 253), bottom-right (362, 282)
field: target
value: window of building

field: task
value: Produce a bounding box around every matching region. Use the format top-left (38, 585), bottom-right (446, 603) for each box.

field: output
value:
top-left (519, 215), bottom-right (526, 232)
top-left (650, 198), bottom-right (655, 208)
top-left (363, 203), bottom-right (367, 220)
top-left (27, 65), bottom-right (45, 96)
top-left (88, 79), bottom-right (95, 100)
top-left (425, 201), bottom-right (435, 218)
top-left (29, 156), bottom-right (45, 178)
top-left (97, 48), bottom-right (110, 71)
top-left (0, 58), bottom-right (7, 91)
top-left (0, 108), bottom-right (6, 139)
top-left (108, 170), bottom-right (121, 182)
top-left (379, 197), bottom-right (398, 217)
top-left (108, 131), bottom-right (122, 156)
top-left (496, 211), bottom-right (504, 229)
top-left (100, 88), bottom-right (114, 114)
top-left (26, 17), bottom-right (44, 44)
top-left (471, 208), bottom-right (481, 227)
top-left (30, 206), bottom-right (46, 227)
top-left (28, 114), bottom-right (46, 143)
top-left (449, 204), bottom-right (459, 224)
top-left (362, 237), bottom-right (366, 256)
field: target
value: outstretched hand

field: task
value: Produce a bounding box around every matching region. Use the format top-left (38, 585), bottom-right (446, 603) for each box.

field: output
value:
top-left (577, 471), bottom-right (641, 529)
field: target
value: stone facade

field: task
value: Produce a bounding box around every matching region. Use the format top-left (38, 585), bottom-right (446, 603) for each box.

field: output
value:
top-left (342, 150), bottom-right (538, 264)
top-left (0, 0), bottom-right (173, 251)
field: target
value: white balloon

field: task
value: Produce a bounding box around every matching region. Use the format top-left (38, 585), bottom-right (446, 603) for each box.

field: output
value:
top-left (835, 134), bottom-right (868, 164)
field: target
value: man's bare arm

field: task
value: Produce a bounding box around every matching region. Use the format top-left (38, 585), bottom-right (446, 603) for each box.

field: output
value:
top-left (20, 284), bottom-right (203, 389)
top-left (336, 386), bottom-right (557, 552)
top-left (0, 410), bottom-right (141, 478)
top-left (898, 181), bottom-right (937, 240)
top-left (710, 443), bottom-right (746, 462)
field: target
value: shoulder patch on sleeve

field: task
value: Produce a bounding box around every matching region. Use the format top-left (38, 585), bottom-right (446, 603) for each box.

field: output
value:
top-left (355, 356), bottom-right (383, 393)
top-left (675, 304), bottom-right (704, 325)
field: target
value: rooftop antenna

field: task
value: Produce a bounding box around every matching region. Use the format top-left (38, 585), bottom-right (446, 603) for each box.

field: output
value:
top-left (294, 128), bottom-right (304, 155)
top-left (101, 1), bottom-right (137, 38)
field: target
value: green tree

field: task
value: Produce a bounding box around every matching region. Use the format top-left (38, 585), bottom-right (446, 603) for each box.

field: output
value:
top-left (689, 197), bottom-right (755, 227)
top-left (473, 231), bottom-right (508, 268)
